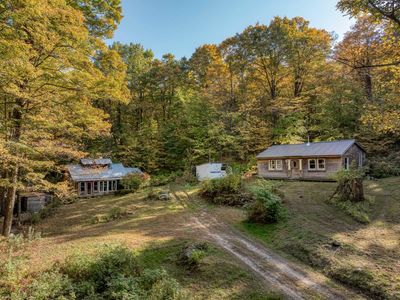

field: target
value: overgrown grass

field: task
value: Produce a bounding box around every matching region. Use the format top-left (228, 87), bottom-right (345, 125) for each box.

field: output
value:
top-left (90, 206), bottom-right (129, 224)
top-left (138, 240), bottom-right (282, 300)
top-left (327, 197), bottom-right (373, 224)
top-left (232, 179), bottom-right (400, 299)
top-left (1, 244), bottom-right (186, 299)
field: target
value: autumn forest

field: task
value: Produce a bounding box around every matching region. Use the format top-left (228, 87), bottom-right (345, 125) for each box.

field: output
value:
top-left (1, 0), bottom-right (400, 237)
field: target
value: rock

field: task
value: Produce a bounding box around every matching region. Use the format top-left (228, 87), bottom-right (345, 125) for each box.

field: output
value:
top-left (158, 192), bottom-right (170, 201)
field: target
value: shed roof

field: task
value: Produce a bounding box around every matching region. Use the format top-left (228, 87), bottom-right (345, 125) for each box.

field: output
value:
top-left (257, 139), bottom-right (364, 159)
top-left (80, 158), bottom-right (112, 165)
top-left (67, 163), bottom-right (142, 182)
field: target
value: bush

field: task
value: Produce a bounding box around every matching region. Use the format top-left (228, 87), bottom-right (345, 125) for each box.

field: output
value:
top-left (246, 180), bottom-right (285, 224)
top-left (121, 173), bottom-right (147, 192)
top-left (8, 245), bottom-right (186, 300)
top-left (178, 242), bottom-right (209, 270)
top-left (331, 164), bottom-right (365, 202)
top-left (199, 174), bottom-right (251, 206)
top-left (367, 154), bottom-right (400, 178)
top-left (150, 171), bottom-right (182, 187)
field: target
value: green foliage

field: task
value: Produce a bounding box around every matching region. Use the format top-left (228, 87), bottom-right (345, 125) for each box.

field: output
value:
top-left (329, 266), bottom-right (390, 299)
top-left (150, 171), bottom-right (182, 187)
top-left (367, 154), bottom-right (400, 178)
top-left (199, 174), bottom-right (251, 206)
top-left (327, 197), bottom-right (372, 224)
top-left (246, 180), bottom-right (285, 224)
top-left (332, 165), bottom-right (365, 202)
top-left (200, 174), bottom-right (242, 197)
top-left (7, 245), bottom-right (186, 300)
top-left (121, 173), bottom-right (146, 192)
top-left (178, 242), bottom-right (209, 270)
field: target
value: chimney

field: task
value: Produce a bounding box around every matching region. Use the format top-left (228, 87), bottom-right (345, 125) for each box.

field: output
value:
top-left (306, 136), bottom-right (311, 146)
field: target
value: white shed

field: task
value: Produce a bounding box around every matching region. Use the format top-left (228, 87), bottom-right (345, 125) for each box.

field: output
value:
top-left (196, 162), bottom-right (227, 181)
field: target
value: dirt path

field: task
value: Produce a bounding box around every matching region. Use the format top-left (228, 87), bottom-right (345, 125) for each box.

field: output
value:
top-left (172, 189), bottom-right (361, 300)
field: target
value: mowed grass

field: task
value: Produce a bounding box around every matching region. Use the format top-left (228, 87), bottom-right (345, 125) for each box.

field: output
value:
top-left (227, 177), bottom-right (400, 299)
top-left (0, 186), bottom-right (277, 300)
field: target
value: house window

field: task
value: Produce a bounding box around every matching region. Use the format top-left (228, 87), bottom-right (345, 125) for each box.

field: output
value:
top-left (269, 160), bottom-right (283, 171)
top-left (80, 182), bottom-right (85, 194)
top-left (344, 157), bottom-right (350, 170)
top-left (308, 159), bottom-right (326, 171)
top-left (100, 181), bottom-right (104, 192)
top-left (308, 159), bottom-right (317, 170)
top-left (94, 181), bottom-right (98, 192)
top-left (318, 159), bottom-right (326, 170)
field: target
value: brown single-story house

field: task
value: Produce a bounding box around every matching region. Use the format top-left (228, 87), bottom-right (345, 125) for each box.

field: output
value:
top-left (256, 139), bottom-right (366, 181)
top-left (67, 158), bottom-right (142, 197)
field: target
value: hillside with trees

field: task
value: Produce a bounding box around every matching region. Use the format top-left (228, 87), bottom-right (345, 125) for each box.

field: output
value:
top-left (0, 0), bottom-right (399, 232)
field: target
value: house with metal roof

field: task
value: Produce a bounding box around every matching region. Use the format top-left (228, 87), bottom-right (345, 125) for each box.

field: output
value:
top-left (67, 159), bottom-right (142, 197)
top-left (256, 139), bottom-right (366, 180)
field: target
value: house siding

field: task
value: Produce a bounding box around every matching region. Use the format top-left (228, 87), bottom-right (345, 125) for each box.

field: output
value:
top-left (342, 144), bottom-right (366, 168)
top-left (257, 157), bottom-right (342, 181)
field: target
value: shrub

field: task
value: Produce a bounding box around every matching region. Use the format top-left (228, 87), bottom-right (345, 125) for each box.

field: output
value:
top-left (150, 171), bottom-right (182, 187)
top-left (121, 173), bottom-right (147, 192)
top-left (332, 165), bottom-right (365, 202)
top-left (22, 270), bottom-right (75, 300)
top-left (367, 154), bottom-right (400, 178)
top-left (178, 242), bottom-right (209, 270)
top-left (246, 180), bottom-right (285, 224)
top-left (199, 174), bottom-right (251, 206)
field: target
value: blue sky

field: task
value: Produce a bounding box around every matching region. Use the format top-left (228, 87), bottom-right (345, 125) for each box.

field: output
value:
top-left (108, 0), bottom-right (354, 59)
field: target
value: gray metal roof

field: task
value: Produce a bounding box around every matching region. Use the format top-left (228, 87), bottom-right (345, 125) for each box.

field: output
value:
top-left (257, 139), bottom-right (364, 159)
top-left (80, 158), bottom-right (112, 165)
top-left (67, 163), bottom-right (142, 182)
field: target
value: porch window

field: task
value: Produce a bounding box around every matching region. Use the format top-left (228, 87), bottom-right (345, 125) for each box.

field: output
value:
top-left (100, 181), bottom-right (104, 192)
top-left (269, 160), bottom-right (283, 171)
top-left (93, 181), bottom-right (98, 192)
top-left (80, 182), bottom-right (85, 194)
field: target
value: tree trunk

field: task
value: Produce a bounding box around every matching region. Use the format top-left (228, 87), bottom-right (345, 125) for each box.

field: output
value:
top-left (1, 98), bottom-right (23, 237)
top-left (1, 164), bottom-right (19, 237)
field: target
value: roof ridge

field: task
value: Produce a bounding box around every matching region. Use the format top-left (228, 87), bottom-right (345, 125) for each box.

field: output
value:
top-left (270, 139), bottom-right (355, 147)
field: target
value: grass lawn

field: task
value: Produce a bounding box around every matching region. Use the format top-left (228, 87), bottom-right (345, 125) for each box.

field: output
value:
top-left (0, 187), bottom-right (279, 300)
top-left (220, 177), bottom-right (400, 299)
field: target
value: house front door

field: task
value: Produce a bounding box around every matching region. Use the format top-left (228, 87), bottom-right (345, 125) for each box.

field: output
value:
top-left (290, 159), bottom-right (301, 179)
